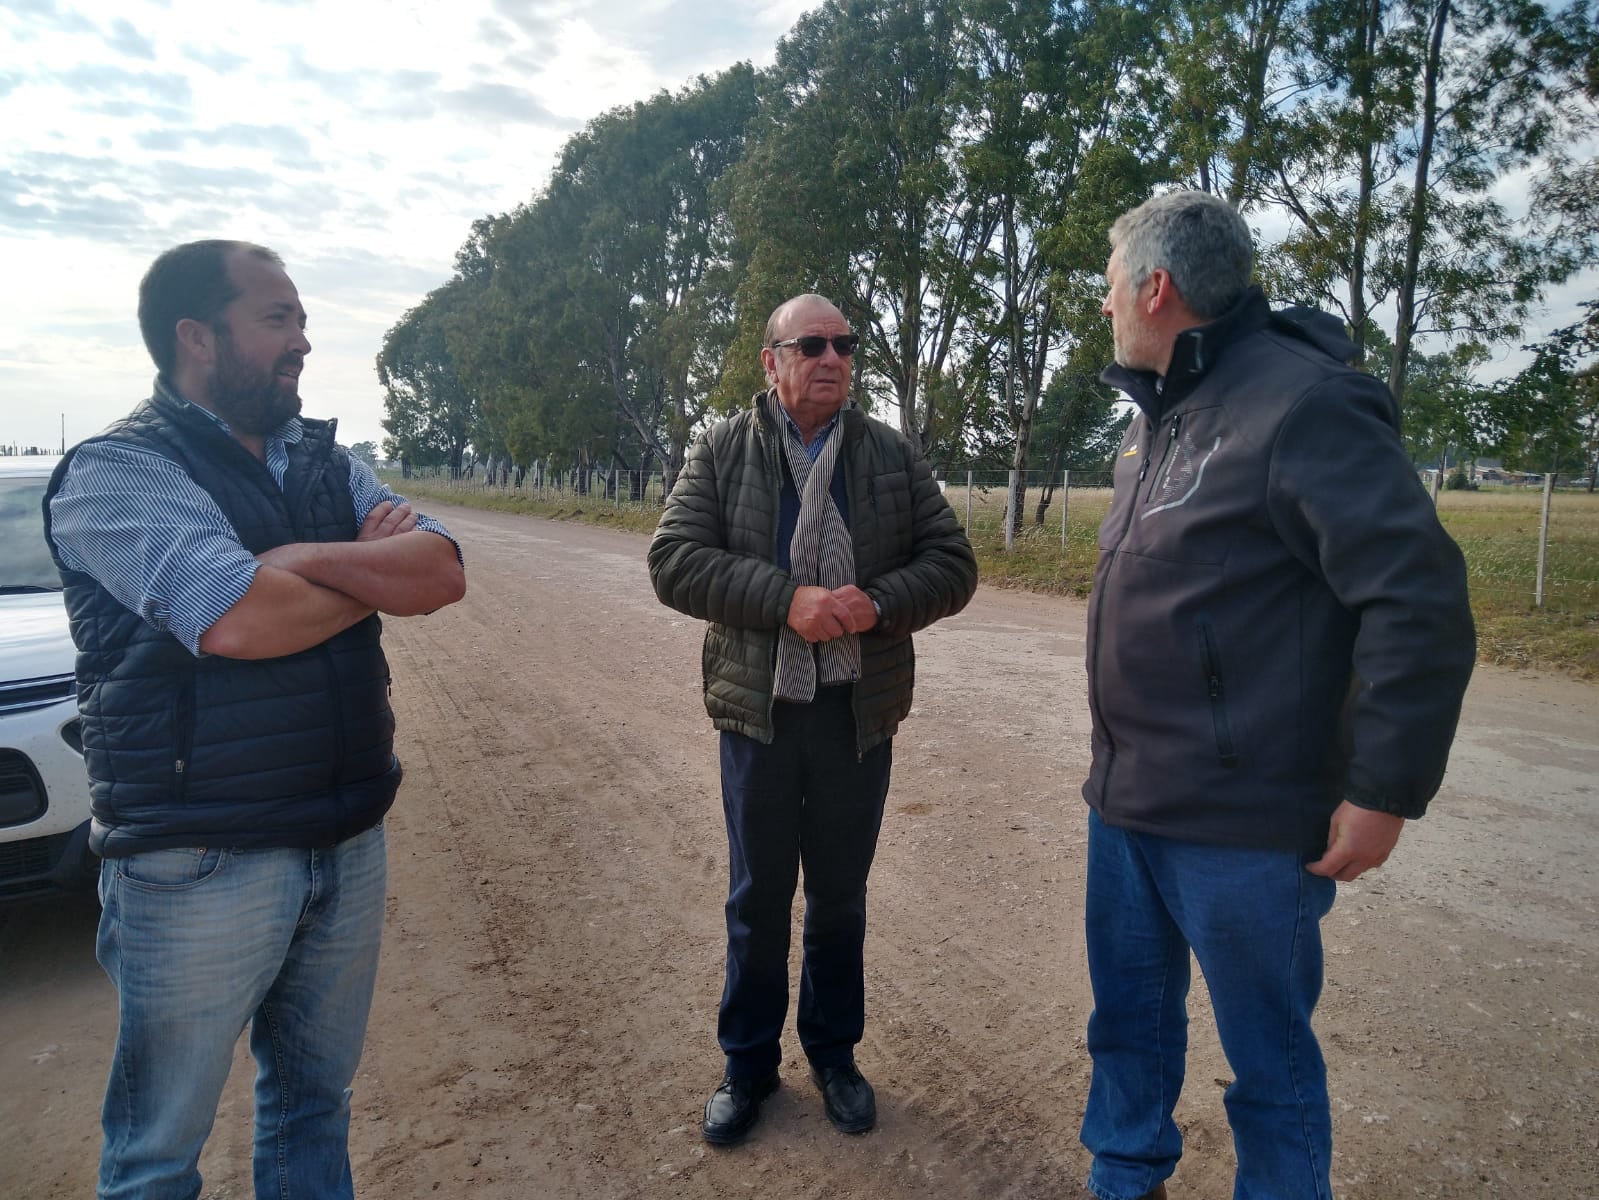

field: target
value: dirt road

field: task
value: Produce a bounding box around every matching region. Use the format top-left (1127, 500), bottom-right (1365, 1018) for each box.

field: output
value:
top-left (3, 504), bottom-right (1596, 1199)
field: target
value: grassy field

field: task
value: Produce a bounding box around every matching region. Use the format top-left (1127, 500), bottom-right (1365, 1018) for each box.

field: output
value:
top-left (392, 474), bottom-right (1599, 680)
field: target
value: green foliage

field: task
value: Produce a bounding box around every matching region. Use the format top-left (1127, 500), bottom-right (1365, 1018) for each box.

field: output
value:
top-left (373, 0), bottom-right (1595, 507)
top-left (1257, 0), bottom-right (1596, 400)
top-left (1495, 300), bottom-right (1599, 476)
top-left (723, 0), bottom-right (973, 448)
top-left (348, 441), bottom-right (379, 468)
top-left (376, 281), bottom-right (478, 475)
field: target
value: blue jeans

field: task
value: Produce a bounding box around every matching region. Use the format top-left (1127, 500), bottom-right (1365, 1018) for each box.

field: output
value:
top-left (718, 687), bottom-right (892, 1079)
top-left (95, 824), bottom-right (387, 1200)
top-left (1081, 810), bottom-right (1337, 1200)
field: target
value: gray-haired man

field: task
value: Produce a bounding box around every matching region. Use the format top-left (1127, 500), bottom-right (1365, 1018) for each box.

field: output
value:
top-left (1077, 191), bottom-right (1475, 1199)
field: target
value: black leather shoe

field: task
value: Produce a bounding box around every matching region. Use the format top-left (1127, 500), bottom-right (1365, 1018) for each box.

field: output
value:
top-left (701, 1071), bottom-right (779, 1145)
top-left (810, 1061), bottom-right (876, 1133)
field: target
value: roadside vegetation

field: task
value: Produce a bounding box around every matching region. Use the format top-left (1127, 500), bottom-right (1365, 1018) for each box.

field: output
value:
top-left (391, 476), bottom-right (1599, 680)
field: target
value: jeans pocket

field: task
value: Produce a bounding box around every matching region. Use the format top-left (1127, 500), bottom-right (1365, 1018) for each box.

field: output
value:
top-left (117, 846), bottom-right (229, 891)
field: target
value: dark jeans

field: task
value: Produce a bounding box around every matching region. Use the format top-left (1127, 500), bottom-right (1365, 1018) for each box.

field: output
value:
top-left (717, 686), bottom-right (892, 1080)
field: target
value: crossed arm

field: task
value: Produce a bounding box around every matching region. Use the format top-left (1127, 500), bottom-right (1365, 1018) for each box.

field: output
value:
top-left (199, 501), bottom-right (466, 660)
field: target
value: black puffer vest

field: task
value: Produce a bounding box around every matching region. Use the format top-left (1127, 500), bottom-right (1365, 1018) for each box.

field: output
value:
top-left (44, 390), bottom-right (400, 857)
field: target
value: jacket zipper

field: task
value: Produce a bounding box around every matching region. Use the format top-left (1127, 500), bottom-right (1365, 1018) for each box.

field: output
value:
top-left (322, 646), bottom-right (347, 838)
top-left (1196, 616), bottom-right (1239, 767)
top-left (1088, 418), bottom-right (1157, 799)
top-left (849, 436), bottom-right (866, 759)
top-left (172, 668), bottom-right (196, 802)
top-left (1144, 414), bottom-right (1182, 503)
top-left (761, 407), bottom-right (783, 733)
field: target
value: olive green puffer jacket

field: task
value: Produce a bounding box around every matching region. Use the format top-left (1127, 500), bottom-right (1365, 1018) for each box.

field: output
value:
top-left (648, 391), bottom-right (977, 754)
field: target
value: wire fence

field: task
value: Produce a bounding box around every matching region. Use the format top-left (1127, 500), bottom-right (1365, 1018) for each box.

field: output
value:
top-left (1435, 478), bottom-right (1599, 613)
top-left (391, 467), bottom-right (1599, 612)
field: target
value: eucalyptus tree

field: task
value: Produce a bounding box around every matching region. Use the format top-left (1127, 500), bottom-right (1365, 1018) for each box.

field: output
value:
top-left (1262, 0), bottom-right (1594, 407)
top-left (725, 0), bottom-right (980, 452)
top-left (440, 213), bottom-right (556, 477)
top-left (1027, 316), bottom-right (1135, 523)
top-left (1148, 0), bottom-right (1311, 201)
top-left (376, 278), bottom-right (479, 477)
top-left (1492, 301), bottom-right (1599, 480)
top-left (957, 0), bottom-right (1163, 532)
top-left (543, 65), bottom-right (759, 490)
top-left (426, 68), bottom-right (758, 491)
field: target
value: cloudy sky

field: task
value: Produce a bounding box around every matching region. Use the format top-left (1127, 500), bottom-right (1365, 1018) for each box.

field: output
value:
top-left (1, 0), bottom-right (813, 453)
top-left (4, 1), bottom-right (1591, 457)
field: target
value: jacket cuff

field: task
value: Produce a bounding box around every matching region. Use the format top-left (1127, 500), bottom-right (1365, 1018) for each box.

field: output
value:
top-left (1344, 782), bottom-right (1427, 820)
top-left (775, 580), bottom-right (798, 628)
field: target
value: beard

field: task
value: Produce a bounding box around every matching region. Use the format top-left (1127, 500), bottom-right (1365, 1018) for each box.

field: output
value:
top-left (209, 330), bottom-right (303, 436)
top-left (1111, 323), bottom-right (1160, 374)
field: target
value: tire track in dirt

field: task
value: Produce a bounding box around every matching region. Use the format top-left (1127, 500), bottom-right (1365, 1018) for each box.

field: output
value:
top-left (353, 511), bottom-right (1114, 1198)
top-left (10, 502), bottom-right (1594, 1199)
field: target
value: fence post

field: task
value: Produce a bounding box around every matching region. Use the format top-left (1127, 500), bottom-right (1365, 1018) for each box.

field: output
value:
top-left (1005, 469), bottom-right (1017, 552)
top-left (1535, 472), bottom-right (1556, 607)
top-left (966, 470), bottom-right (973, 532)
top-left (1062, 470), bottom-right (1070, 551)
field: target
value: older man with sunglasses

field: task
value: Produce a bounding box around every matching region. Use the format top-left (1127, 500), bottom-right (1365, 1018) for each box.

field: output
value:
top-left (650, 293), bottom-right (977, 1145)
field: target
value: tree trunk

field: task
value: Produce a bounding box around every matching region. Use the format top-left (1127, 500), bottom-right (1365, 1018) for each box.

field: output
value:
top-left (1033, 438), bottom-right (1066, 526)
top-left (1388, 0), bottom-right (1450, 406)
top-left (1348, 0), bottom-right (1384, 365)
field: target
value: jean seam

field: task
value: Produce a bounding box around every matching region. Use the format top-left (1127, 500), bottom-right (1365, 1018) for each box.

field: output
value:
top-left (1284, 868), bottom-right (1329, 1200)
top-left (264, 999), bottom-right (292, 1200)
top-left (102, 881), bottom-right (131, 1195)
top-left (1153, 943), bottom-right (1169, 1198)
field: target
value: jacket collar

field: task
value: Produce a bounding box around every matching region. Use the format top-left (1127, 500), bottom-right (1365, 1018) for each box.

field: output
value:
top-left (1101, 286), bottom-right (1272, 421)
top-left (753, 388), bottom-right (864, 443)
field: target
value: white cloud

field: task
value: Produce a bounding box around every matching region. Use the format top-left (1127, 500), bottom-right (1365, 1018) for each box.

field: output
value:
top-left (0, 0), bottom-right (812, 450)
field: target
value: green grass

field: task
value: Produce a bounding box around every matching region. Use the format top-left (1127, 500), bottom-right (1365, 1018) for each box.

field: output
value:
top-left (388, 475), bottom-right (665, 534)
top-left (391, 474), bottom-right (1599, 680)
top-left (1434, 489), bottom-right (1599, 678)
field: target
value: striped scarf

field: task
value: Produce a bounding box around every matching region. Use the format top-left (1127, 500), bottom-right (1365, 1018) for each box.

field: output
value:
top-left (773, 419), bottom-right (861, 702)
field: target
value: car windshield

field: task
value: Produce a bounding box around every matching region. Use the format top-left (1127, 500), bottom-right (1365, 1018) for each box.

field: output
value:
top-left (0, 476), bottom-right (61, 592)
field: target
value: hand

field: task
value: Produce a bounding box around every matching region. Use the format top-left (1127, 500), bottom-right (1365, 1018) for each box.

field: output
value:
top-left (1306, 801), bottom-right (1406, 882)
top-left (786, 585), bottom-right (849, 643)
top-left (358, 500), bottom-right (417, 541)
top-left (830, 585), bottom-right (878, 633)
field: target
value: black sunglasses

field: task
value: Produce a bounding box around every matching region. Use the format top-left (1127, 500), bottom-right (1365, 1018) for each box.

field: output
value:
top-left (771, 334), bottom-right (860, 358)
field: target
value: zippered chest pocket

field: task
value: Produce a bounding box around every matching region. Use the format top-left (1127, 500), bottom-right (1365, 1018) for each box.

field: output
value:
top-left (1125, 405), bottom-right (1243, 566)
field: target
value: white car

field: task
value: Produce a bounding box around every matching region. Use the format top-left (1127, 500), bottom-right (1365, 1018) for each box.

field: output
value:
top-left (0, 456), bottom-right (95, 897)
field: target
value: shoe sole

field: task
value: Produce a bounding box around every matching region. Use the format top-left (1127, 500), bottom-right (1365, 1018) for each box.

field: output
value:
top-left (701, 1075), bottom-right (780, 1145)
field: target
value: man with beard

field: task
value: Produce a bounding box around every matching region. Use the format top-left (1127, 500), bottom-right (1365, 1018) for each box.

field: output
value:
top-left (44, 240), bottom-right (466, 1200)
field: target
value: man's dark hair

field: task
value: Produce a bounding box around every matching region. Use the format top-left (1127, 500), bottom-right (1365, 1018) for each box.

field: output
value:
top-left (137, 240), bottom-right (283, 376)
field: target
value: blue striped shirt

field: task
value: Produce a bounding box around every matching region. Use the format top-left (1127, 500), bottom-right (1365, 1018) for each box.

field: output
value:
top-left (49, 381), bottom-right (459, 656)
top-left (777, 403), bottom-right (843, 461)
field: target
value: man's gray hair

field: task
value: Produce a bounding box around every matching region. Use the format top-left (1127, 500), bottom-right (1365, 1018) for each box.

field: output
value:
top-left (1109, 191), bottom-right (1254, 319)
